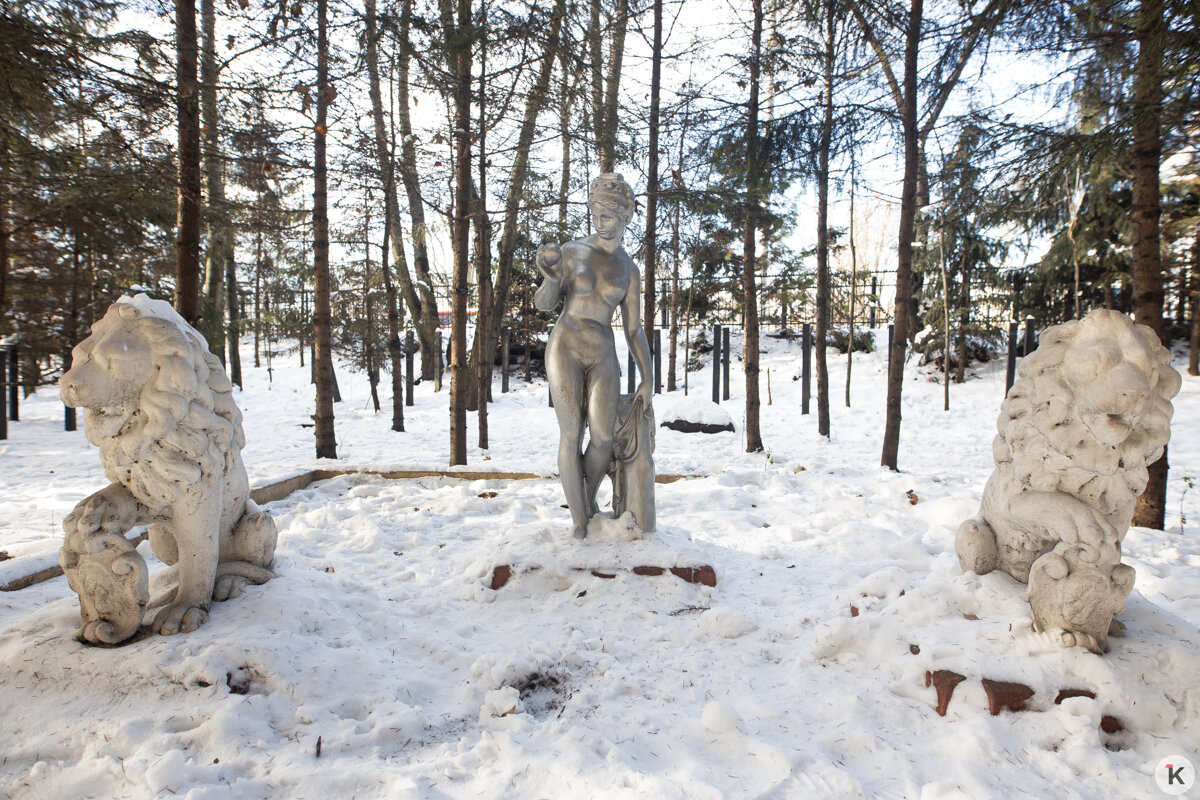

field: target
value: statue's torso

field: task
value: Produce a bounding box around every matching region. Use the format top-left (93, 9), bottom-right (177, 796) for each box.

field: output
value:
top-left (558, 239), bottom-right (631, 330)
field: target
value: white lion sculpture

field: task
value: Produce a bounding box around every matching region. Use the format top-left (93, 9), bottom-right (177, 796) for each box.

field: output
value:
top-left (59, 295), bottom-right (276, 645)
top-left (956, 309), bottom-right (1181, 653)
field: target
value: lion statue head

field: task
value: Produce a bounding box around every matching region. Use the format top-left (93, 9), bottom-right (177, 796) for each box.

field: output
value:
top-left (60, 295), bottom-right (244, 511)
top-left (996, 309), bottom-right (1181, 533)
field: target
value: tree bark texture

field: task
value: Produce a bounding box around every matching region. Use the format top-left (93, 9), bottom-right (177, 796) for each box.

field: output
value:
top-left (397, 0), bottom-right (443, 381)
top-left (644, 0), bottom-right (662, 340)
top-left (465, 0), bottom-right (565, 407)
top-left (199, 0), bottom-right (228, 361)
top-left (742, 0), bottom-right (764, 453)
top-left (1130, 0), bottom-right (1167, 529)
top-left (595, 0), bottom-right (628, 172)
top-left (815, 3), bottom-right (834, 438)
top-left (380, 210), bottom-right (405, 431)
top-left (312, 0), bottom-right (337, 460)
top-left (1189, 220), bottom-right (1199, 376)
top-left (880, 0), bottom-right (922, 471)
top-left (174, 0), bottom-right (203, 327)
top-left (445, 0), bottom-right (472, 466)
top-left (366, 0), bottom-right (434, 394)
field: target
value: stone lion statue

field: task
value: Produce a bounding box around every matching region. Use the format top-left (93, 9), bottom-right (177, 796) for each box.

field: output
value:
top-left (956, 309), bottom-right (1181, 653)
top-left (59, 295), bottom-right (276, 645)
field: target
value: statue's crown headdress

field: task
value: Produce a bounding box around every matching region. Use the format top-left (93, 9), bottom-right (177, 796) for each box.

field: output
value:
top-left (589, 172), bottom-right (635, 213)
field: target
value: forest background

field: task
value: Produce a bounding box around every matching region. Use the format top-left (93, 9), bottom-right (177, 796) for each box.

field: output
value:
top-left (0, 0), bottom-right (1196, 526)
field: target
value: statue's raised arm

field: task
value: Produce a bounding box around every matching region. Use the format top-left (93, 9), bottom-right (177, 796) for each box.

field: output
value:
top-left (533, 242), bottom-right (563, 312)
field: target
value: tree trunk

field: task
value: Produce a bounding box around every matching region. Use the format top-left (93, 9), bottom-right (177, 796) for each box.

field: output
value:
top-left (879, 0), bottom-right (922, 470)
top-left (742, 0), bottom-right (764, 453)
top-left (0, 139), bottom-right (9, 325)
top-left (1189, 220), bottom-right (1199, 376)
top-left (312, 0), bottom-right (337, 460)
top-left (465, 0), bottom-right (565, 411)
top-left (956, 251), bottom-right (969, 384)
top-left (1131, 0), bottom-right (1167, 529)
top-left (199, 0), bottom-right (228, 360)
top-left (174, 0), bottom-right (202, 326)
top-left (380, 206), bottom-right (405, 431)
top-left (643, 0), bottom-right (662, 339)
top-left (472, 41), bottom-right (492, 446)
top-left (396, 0), bottom-right (443, 381)
top-left (595, 0), bottom-right (628, 171)
top-left (366, 0), bottom-right (434, 392)
top-left (226, 248), bottom-right (242, 387)
top-left (253, 227), bottom-right (262, 368)
top-left (814, 3), bottom-right (834, 438)
top-left (445, 0), bottom-right (473, 467)
top-left (846, 152), bottom-right (857, 407)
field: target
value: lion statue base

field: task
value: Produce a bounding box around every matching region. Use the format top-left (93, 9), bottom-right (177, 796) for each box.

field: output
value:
top-left (955, 309), bottom-right (1181, 653)
top-left (59, 294), bottom-right (277, 645)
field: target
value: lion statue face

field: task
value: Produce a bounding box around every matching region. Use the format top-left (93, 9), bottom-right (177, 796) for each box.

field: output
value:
top-left (1057, 312), bottom-right (1179, 447)
top-left (61, 305), bottom-right (158, 435)
top-left (1000, 309), bottom-right (1181, 525)
top-left (59, 295), bottom-right (241, 508)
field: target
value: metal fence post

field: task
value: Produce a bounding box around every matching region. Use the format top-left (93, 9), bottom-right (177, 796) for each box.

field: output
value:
top-left (722, 326), bottom-right (731, 401)
top-left (802, 323), bottom-right (812, 415)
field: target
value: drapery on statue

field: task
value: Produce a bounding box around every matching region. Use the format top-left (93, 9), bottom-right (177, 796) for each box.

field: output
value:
top-left (955, 310), bottom-right (1181, 653)
top-left (535, 172), bottom-right (656, 538)
top-left (58, 295), bottom-right (277, 645)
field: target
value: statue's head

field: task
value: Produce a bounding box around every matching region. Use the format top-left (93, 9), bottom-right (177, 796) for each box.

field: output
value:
top-left (589, 173), bottom-right (635, 237)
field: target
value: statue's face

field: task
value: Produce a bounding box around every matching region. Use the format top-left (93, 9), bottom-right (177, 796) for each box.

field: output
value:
top-left (590, 202), bottom-right (631, 241)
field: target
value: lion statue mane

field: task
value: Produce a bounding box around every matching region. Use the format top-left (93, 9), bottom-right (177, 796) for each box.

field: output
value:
top-left (956, 309), bottom-right (1181, 653)
top-left (59, 294), bottom-right (276, 645)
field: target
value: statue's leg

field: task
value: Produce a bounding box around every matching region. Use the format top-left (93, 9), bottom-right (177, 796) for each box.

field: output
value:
top-left (213, 501), bottom-right (277, 601)
top-left (582, 356), bottom-right (619, 517)
top-left (548, 341), bottom-right (590, 539)
top-left (151, 489), bottom-right (220, 635)
top-left (60, 484), bottom-right (150, 645)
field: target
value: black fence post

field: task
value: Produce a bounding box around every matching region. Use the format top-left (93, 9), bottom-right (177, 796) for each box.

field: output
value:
top-left (887, 323), bottom-right (894, 372)
top-left (1023, 316), bottom-right (1036, 357)
top-left (63, 349), bottom-right (76, 432)
top-left (661, 280), bottom-right (668, 329)
top-left (0, 349), bottom-right (7, 440)
top-left (802, 322), bottom-right (812, 415)
top-left (653, 328), bottom-right (662, 394)
top-left (1005, 321), bottom-right (1019, 396)
top-left (627, 351), bottom-right (635, 394)
top-left (712, 324), bottom-right (721, 404)
top-left (405, 331), bottom-right (415, 407)
top-left (8, 344), bottom-right (17, 422)
top-left (722, 326), bottom-right (731, 401)
top-left (869, 276), bottom-right (877, 329)
top-left (501, 326), bottom-right (511, 394)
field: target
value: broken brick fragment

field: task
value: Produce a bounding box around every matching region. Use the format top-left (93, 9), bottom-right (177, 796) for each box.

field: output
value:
top-left (925, 670), bottom-right (966, 716)
top-left (1100, 715), bottom-right (1123, 734)
top-left (1054, 689), bottom-right (1097, 704)
top-left (490, 565), bottom-right (512, 590)
top-left (981, 679), bottom-right (1035, 715)
top-left (849, 605), bottom-right (859, 617)
top-left (670, 566), bottom-right (717, 587)
top-left (632, 566), bottom-right (665, 576)
top-left (591, 571), bottom-right (617, 580)
top-left (909, 644), bottom-right (920, 655)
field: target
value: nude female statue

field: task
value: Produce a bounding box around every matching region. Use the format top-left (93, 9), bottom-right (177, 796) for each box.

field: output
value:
top-left (535, 173), bottom-right (654, 539)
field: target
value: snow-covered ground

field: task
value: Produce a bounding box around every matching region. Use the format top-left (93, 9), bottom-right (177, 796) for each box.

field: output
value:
top-left (1, 325), bottom-right (1198, 799)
